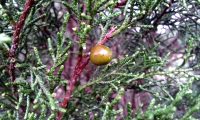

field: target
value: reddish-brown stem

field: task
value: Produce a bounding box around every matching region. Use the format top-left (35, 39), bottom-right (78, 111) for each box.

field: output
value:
top-left (60, 55), bottom-right (89, 106)
top-left (9, 0), bottom-right (35, 82)
top-left (98, 27), bottom-right (117, 45)
top-left (57, 55), bottom-right (90, 120)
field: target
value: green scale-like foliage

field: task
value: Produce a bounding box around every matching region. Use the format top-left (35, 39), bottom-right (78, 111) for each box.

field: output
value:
top-left (0, 0), bottom-right (200, 119)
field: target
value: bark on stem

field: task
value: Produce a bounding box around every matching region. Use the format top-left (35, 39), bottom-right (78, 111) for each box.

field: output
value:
top-left (9, 0), bottom-right (35, 82)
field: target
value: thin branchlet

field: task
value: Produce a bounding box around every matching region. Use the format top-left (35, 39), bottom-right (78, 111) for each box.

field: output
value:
top-left (9, 0), bottom-right (35, 82)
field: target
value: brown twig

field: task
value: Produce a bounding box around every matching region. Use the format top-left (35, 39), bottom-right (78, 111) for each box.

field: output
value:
top-left (56, 54), bottom-right (89, 120)
top-left (98, 27), bottom-right (117, 45)
top-left (9, 0), bottom-right (35, 82)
